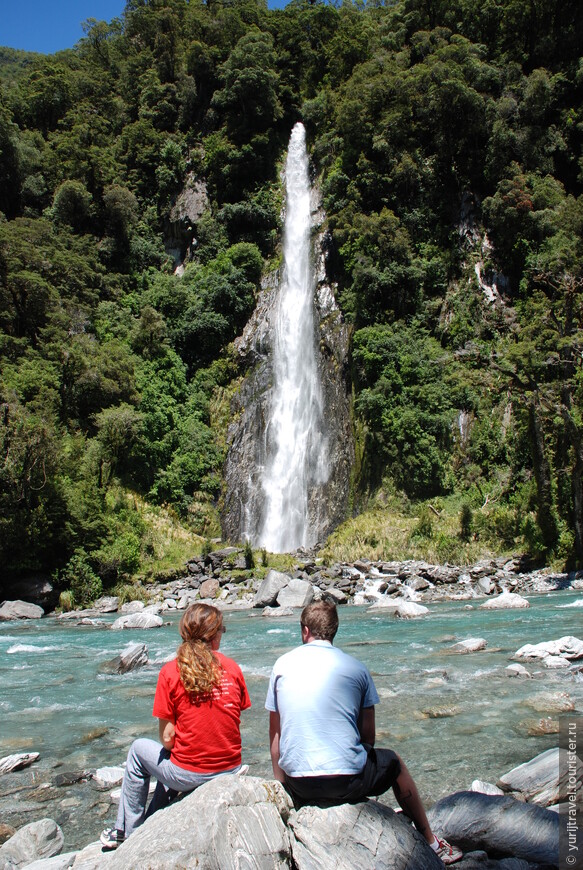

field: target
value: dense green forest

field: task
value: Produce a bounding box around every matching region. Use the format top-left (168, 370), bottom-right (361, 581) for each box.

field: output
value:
top-left (1, 0), bottom-right (582, 601)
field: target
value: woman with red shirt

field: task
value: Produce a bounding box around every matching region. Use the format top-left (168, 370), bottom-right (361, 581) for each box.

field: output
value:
top-left (100, 603), bottom-right (251, 849)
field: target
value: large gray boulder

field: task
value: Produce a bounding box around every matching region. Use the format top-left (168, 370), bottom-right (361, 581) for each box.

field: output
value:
top-left (93, 597), bottom-right (119, 613)
top-left (497, 747), bottom-right (583, 806)
top-left (94, 776), bottom-right (293, 869)
top-left (427, 791), bottom-right (558, 865)
top-left (24, 854), bottom-right (76, 870)
top-left (0, 600), bottom-right (44, 620)
top-left (0, 819), bottom-right (64, 869)
top-left (289, 800), bottom-right (443, 870)
top-left (254, 571), bottom-right (290, 608)
top-left (99, 642), bottom-right (148, 675)
top-left (276, 579), bottom-right (314, 609)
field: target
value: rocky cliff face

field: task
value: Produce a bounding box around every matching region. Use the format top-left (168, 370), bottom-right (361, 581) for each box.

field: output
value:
top-left (221, 194), bottom-right (354, 549)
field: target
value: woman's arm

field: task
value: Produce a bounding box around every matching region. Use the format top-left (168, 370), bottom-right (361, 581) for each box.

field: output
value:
top-left (269, 711), bottom-right (285, 783)
top-left (159, 718), bottom-right (176, 750)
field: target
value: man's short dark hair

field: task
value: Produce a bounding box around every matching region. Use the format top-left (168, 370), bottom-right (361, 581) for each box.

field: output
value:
top-left (301, 600), bottom-right (339, 642)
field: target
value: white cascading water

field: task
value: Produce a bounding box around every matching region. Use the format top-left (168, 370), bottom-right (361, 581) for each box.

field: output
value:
top-left (257, 122), bottom-right (329, 552)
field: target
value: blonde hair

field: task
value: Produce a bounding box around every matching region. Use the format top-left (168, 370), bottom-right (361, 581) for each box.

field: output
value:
top-left (177, 603), bottom-right (223, 697)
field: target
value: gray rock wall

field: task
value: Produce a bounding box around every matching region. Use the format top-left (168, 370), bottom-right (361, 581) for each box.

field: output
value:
top-left (221, 197), bottom-right (353, 548)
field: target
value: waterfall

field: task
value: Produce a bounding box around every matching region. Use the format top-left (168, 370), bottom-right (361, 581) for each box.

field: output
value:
top-left (256, 122), bottom-right (329, 552)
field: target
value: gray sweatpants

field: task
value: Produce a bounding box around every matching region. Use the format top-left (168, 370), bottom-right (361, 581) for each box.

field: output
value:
top-left (116, 738), bottom-right (241, 836)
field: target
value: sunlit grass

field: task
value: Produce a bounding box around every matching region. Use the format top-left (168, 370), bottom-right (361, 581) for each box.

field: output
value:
top-left (318, 497), bottom-right (513, 567)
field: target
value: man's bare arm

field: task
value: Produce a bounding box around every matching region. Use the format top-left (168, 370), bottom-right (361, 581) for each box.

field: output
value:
top-left (358, 706), bottom-right (376, 746)
top-left (269, 711), bottom-right (286, 782)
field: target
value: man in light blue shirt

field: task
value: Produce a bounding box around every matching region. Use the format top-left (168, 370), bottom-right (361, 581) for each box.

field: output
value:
top-left (265, 601), bottom-right (462, 865)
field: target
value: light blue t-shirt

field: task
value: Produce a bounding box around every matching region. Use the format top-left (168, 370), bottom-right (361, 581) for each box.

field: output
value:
top-left (265, 640), bottom-right (380, 777)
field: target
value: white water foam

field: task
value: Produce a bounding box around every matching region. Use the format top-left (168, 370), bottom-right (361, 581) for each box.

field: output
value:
top-left (7, 643), bottom-right (63, 654)
top-left (257, 122), bottom-right (329, 552)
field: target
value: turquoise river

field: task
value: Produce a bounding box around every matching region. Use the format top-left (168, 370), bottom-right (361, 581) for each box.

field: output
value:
top-left (1, 591), bottom-right (582, 851)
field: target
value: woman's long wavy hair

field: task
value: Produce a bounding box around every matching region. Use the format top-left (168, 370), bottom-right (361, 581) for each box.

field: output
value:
top-left (177, 603), bottom-right (223, 697)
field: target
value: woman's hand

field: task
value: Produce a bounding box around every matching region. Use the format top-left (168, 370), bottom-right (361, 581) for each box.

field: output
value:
top-left (159, 718), bottom-right (176, 750)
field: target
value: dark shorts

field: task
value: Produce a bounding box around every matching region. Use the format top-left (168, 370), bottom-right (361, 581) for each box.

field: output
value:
top-left (284, 746), bottom-right (401, 809)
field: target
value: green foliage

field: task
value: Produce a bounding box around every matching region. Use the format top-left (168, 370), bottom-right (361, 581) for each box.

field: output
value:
top-left (410, 507), bottom-right (434, 541)
top-left (58, 549), bottom-right (102, 608)
top-left (1, 0), bottom-right (583, 579)
top-left (243, 540), bottom-right (255, 570)
top-left (459, 503), bottom-right (474, 541)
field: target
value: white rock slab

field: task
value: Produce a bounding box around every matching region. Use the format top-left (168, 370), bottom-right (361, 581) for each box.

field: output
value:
top-left (470, 780), bottom-right (504, 796)
top-left (395, 601), bottom-right (429, 618)
top-left (506, 664), bottom-right (531, 678)
top-left (450, 638), bottom-right (487, 653)
top-left (498, 747), bottom-right (583, 806)
top-left (111, 613), bottom-right (162, 630)
top-left (479, 591), bottom-right (529, 609)
top-left (0, 752), bottom-right (40, 775)
top-left (514, 635), bottom-right (583, 661)
top-left (94, 766), bottom-right (125, 788)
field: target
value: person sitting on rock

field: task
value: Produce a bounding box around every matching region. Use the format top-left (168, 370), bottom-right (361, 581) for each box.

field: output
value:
top-left (265, 600), bottom-right (463, 866)
top-left (100, 603), bottom-right (251, 850)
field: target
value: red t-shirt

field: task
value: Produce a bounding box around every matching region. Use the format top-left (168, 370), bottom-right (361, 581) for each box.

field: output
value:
top-left (152, 652), bottom-right (251, 773)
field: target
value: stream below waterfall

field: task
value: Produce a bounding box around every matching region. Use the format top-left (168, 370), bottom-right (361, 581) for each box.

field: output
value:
top-left (1, 591), bottom-right (582, 851)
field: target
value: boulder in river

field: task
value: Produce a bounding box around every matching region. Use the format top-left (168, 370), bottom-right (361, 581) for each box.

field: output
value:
top-left (88, 776), bottom-right (292, 869)
top-left (73, 776), bottom-right (443, 870)
top-left (497, 747), bottom-right (582, 806)
top-left (0, 752), bottom-right (39, 775)
top-left (394, 601), bottom-right (429, 618)
top-left (513, 635), bottom-right (583, 661)
top-left (479, 591), bottom-right (529, 610)
top-left (0, 818), bottom-right (64, 868)
top-left (100, 642), bottom-right (148, 675)
top-left (110, 612), bottom-right (162, 630)
top-left (450, 638), bottom-right (487, 653)
top-left (427, 790), bottom-right (558, 865)
top-left (93, 767), bottom-right (125, 789)
top-left (288, 800), bottom-right (443, 870)
top-left (0, 600), bottom-right (44, 620)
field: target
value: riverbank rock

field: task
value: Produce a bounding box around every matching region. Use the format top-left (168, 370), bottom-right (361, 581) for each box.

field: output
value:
top-left (71, 777), bottom-right (443, 870)
top-left (276, 578), bottom-right (314, 609)
top-left (497, 747), bottom-right (582, 806)
top-left (288, 800), bottom-right (442, 870)
top-left (513, 635), bottom-right (583, 662)
top-left (0, 753), bottom-right (40, 775)
top-left (427, 791), bottom-right (558, 865)
top-left (254, 571), bottom-right (290, 607)
top-left (0, 818), bottom-right (64, 868)
top-left (479, 591), bottom-right (529, 610)
top-left (0, 600), bottom-right (44, 620)
top-left (93, 597), bottom-right (119, 613)
top-left (100, 642), bottom-right (148, 675)
top-left (89, 776), bottom-right (293, 869)
top-left (110, 613), bottom-right (162, 630)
